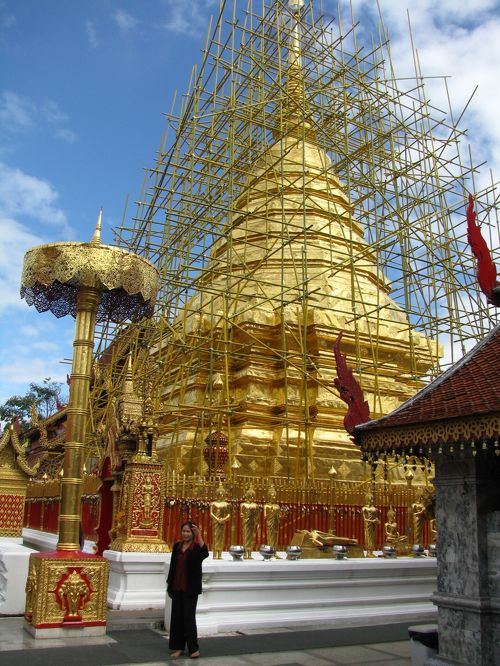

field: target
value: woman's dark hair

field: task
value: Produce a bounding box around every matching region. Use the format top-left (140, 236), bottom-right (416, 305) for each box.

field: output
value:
top-left (181, 520), bottom-right (195, 533)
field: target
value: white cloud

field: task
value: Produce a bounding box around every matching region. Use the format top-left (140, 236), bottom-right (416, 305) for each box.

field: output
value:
top-left (163, 0), bottom-right (219, 38)
top-left (0, 91), bottom-right (78, 145)
top-left (85, 20), bottom-right (99, 48)
top-left (346, 0), bottom-right (500, 182)
top-left (0, 91), bottom-right (33, 131)
top-left (32, 340), bottom-right (60, 352)
top-left (0, 214), bottom-right (43, 313)
top-left (0, 163), bottom-right (72, 316)
top-left (113, 9), bottom-right (138, 32)
top-left (41, 99), bottom-right (68, 124)
top-left (0, 355), bottom-right (69, 404)
top-left (0, 163), bottom-right (71, 233)
top-left (0, 3), bottom-right (15, 32)
top-left (20, 324), bottom-right (39, 337)
top-left (54, 128), bottom-right (78, 143)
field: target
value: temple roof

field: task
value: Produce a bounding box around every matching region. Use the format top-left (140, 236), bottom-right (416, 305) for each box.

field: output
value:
top-left (354, 324), bottom-right (500, 451)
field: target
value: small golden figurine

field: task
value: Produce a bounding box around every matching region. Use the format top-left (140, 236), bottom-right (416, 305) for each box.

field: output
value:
top-left (384, 507), bottom-right (407, 546)
top-left (429, 518), bottom-right (437, 544)
top-left (264, 484), bottom-right (282, 556)
top-left (240, 484), bottom-right (259, 559)
top-left (140, 474), bottom-right (154, 527)
top-left (362, 495), bottom-right (379, 557)
top-left (411, 495), bottom-right (426, 545)
top-left (210, 482), bottom-right (231, 559)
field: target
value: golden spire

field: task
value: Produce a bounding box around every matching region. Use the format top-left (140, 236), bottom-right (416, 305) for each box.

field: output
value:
top-left (90, 207), bottom-right (103, 245)
top-left (278, 0), bottom-right (315, 140)
top-left (122, 353), bottom-right (135, 397)
top-left (118, 352), bottom-right (143, 428)
top-left (288, 1), bottom-right (304, 69)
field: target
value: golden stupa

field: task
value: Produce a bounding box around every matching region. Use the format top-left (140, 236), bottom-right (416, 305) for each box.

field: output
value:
top-left (91, 0), bottom-right (497, 487)
top-left (156, 18), bottom-right (436, 481)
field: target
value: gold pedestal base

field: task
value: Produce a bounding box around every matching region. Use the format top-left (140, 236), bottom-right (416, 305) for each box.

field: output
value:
top-left (25, 551), bottom-right (108, 631)
top-left (108, 538), bottom-right (170, 553)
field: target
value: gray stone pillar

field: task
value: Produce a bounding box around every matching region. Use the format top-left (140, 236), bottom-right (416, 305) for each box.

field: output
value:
top-left (427, 450), bottom-right (500, 666)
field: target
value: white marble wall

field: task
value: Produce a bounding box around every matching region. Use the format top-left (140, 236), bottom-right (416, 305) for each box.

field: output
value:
top-left (104, 550), bottom-right (170, 610)
top-left (0, 538), bottom-right (36, 614)
top-left (164, 553), bottom-right (437, 636)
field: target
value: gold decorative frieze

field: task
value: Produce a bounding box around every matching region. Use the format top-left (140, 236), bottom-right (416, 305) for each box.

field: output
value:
top-left (357, 413), bottom-right (500, 454)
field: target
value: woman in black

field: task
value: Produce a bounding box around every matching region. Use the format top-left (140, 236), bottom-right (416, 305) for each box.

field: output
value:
top-left (167, 521), bottom-right (208, 659)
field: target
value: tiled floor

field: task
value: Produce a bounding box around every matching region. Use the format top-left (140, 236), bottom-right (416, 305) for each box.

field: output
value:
top-left (0, 617), bottom-right (412, 665)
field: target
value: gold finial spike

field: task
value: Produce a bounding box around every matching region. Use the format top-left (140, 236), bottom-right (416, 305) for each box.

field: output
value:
top-left (279, 0), bottom-right (316, 141)
top-left (122, 352), bottom-right (135, 396)
top-left (288, 2), bottom-right (303, 69)
top-left (90, 207), bottom-right (103, 245)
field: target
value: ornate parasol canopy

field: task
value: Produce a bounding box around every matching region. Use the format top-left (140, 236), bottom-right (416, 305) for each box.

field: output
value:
top-left (20, 235), bottom-right (159, 322)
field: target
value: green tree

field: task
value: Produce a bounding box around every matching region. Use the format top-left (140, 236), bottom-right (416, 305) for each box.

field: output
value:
top-left (0, 378), bottom-right (67, 431)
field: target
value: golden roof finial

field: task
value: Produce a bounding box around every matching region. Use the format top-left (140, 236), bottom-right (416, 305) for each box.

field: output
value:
top-left (277, 0), bottom-right (315, 141)
top-left (122, 352), bottom-right (136, 397)
top-left (288, 1), bottom-right (304, 69)
top-left (90, 207), bottom-right (103, 245)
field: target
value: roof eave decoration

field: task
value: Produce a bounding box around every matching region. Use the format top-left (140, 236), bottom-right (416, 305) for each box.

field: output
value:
top-left (354, 412), bottom-right (500, 458)
top-left (0, 422), bottom-right (43, 476)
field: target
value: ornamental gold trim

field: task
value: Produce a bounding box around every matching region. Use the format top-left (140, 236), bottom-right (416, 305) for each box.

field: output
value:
top-left (357, 413), bottom-right (500, 453)
top-left (21, 242), bottom-right (159, 323)
top-left (108, 538), bottom-right (170, 553)
top-left (0, 424), bottom-right (41, 476)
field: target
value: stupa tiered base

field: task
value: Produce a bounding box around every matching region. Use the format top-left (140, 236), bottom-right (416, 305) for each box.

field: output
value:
top-left (24, 550), bottom-right (108, 638)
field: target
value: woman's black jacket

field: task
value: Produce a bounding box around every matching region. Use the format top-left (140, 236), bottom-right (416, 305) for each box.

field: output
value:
top-left (167, 542), bottom-right (209, 598)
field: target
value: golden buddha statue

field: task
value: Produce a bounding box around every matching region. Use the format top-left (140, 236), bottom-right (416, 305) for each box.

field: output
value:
top-left (362, 495), bottom-right (379, 557)
top-left (264, 485), bottom-right (282, 555)
top-left (210, 482), bottom-right (231, 559)
top-left (411, 495), bottom-right (427, 545)
top-left (240, 485), bottom-right (259, 559)
top-left (384, 507), bottom-right (407, 547)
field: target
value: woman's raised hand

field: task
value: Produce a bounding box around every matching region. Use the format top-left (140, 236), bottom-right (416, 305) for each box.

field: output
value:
top-left (191, 524), bottom-right (204, 545)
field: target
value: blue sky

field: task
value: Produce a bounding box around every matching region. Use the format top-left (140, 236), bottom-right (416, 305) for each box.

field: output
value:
top-left (0, 0), bottom-right (499, 408)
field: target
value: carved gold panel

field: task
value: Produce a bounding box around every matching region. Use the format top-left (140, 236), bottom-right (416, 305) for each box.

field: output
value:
top-left (25, 552), bottom-right (108, 628)
top-left (108, 461), bottom-right (169, 552)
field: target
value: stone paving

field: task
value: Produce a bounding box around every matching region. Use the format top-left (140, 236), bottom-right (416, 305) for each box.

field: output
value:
top-left (0, 616), bottom-right (414, 665)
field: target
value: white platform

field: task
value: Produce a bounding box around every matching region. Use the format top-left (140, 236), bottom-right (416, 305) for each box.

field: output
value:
top-left (104, 550), bottom-right (170, 610)
top-left (22, 528), bottom-right (96, 554)
top-left (165, 553), bottom-right (438, 636)
top-left (0, 538), bottom-right (37, 615)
